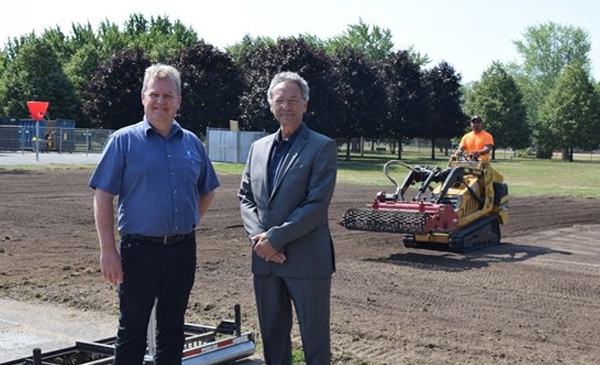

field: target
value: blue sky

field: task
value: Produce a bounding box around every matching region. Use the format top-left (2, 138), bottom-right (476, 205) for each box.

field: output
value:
top-left (2, 0), bottom-right (599, 83)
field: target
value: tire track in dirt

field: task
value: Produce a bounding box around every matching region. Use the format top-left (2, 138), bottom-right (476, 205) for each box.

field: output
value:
top-left (329, 223), bottom-right (600, 364)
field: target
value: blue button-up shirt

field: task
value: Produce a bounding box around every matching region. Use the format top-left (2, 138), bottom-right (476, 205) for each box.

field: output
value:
top-left (88, 118), bottom-right (220, 236)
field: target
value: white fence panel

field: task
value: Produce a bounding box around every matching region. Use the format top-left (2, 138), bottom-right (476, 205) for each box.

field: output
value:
top-left (207, 128), bottom-right (266, 163)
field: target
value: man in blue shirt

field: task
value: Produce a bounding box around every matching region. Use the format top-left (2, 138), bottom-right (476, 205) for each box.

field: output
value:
top-left (89, 64), bottom-right (220, 365)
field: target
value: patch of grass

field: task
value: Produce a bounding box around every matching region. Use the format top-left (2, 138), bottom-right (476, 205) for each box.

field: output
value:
top-left (492, 158), bottom-right (600, 198)
top-left (5, 156), bottom-right (599, 199)
top-left (0, 164), bottom-right (97, 172)
top-left (213, 162), bottom-right (244, 175)
top-left (214, 156), bottom-right (600, 199)
top-left (292, 348), bottom-right (304, 363)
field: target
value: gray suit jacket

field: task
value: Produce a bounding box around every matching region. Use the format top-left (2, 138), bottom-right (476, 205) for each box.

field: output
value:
top-left (238, 123), bottom-right (337, 278)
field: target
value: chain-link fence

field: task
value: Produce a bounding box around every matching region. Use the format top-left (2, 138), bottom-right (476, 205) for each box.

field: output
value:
top-left (3, 127), bottom-right (599, 163)
top-left (335, 137), bottom-right (600, 162)
top-left (0, 125), bottom-right (114, 154)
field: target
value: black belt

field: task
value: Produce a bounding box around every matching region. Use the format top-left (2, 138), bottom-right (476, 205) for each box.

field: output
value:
top-left (121, 231), bottom-right (195, 244)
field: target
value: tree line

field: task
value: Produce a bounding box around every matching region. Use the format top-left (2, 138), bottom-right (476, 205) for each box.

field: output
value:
top-left (1, 15), bottom-right (598, 160)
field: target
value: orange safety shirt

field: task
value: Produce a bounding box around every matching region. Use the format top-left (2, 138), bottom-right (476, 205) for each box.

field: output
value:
top-left (459, 130), bottom-right (494, 159)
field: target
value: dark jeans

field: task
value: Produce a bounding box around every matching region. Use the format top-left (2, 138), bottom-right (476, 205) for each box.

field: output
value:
top-left (113, 236), bottom-right (196, 365)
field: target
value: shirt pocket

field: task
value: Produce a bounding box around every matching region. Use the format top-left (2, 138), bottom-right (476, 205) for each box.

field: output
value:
top-left (183, 150), bottom-right (203, 184)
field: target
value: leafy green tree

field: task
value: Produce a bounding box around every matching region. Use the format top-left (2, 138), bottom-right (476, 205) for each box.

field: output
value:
top-left (326, 18), bottom-right (394, 62)
top-left (82, 48), bottom-right (151, 129)
top-left (421, 61), bottom-right (465, 159)
top-left (96, 20), bottom-right (130, 59)
top-left (237, 36), bottom-right (344, 137)
top-left (464, 61), bottom-right (529, 156)
top-left (537, 63), bottom-right (600, 161)
top-left (509, 22), bottom-right (592, 128)
top-left (226, 34), bottom-right (276, 64)
top-left (0, 35), bottom-right (32, 116)
top-left (20, 22), bottom-right (100, 66)
top-left (122, 14), bottom-right (198, 62)
top-left (64, 44), bottom-right (103, 127)
top-left (404, 45), bottom-right (431, 68)
top-left (167, 41), bottom-right (244, 136)
top-left (0, 37), bottom-right (78, 120)
top-left (69, 22), bottom-right (102, 51)
top-left (378, 50), bottom-right (424, 157)
top-left (39, 27), bottom-right (73, 64)
top-left (332, 47), bottom-right (387, 159)
top-left (323, 18), bottom-right (430, 68)
top-left (0, 50), bottom-right (8, 94)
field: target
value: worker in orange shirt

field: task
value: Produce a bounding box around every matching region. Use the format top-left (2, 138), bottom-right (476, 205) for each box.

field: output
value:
top-left (453, 115), bottom-right (494, 160)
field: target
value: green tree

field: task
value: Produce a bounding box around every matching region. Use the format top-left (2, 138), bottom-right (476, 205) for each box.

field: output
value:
top-left (226, 34), bottom-right (276, 64)
top-left (537, 63), bottom-right (600, 161)
top-left (324, 18), bottom-right (430, 67)
top-left (327, 18), bottom-right (394, 62)
top-left (404, 45), bottom-right (431, 68)
top-left (421, 61), bottom-right (465, 159)
top-left (0, 37), bottom-right (78, 120)
top-left (378, 50), bottom-right (424, 157)
top-left (69, 22), bottom-right (102, 51)
top-left (21, 22), bottom-right (100, 65)
top-left (64, 44), bottom-right (103, 127)
top-left (39, 27), bottom-right (73, 64)
top-left (167, 41), bottom-right (244, 136)
top-left (510, 22), bottom-right (592, 130)
top-left (96, 20), bottom-right (130, 59)
top-left (82, 48), bottom-right (151, 129)
top-left (237, 36), bottom-right (344, 137)
top-left (332, 47), bottom-right (387, 160)
top-left (0, 49), bottom-right (8, 95)
top-left (464, 62), bottom-right (530, 156)
top-left (122, 14), bottom-right (199, 62)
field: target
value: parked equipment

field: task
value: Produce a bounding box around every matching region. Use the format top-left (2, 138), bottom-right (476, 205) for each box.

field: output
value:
top-left (0, 304), bottom-right (256, 365)
top-left (340, 154), bottom-right (509, 252)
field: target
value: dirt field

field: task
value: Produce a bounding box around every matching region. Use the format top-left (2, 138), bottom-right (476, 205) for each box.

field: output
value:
top-left (1, 168), bottom-right (600, 365)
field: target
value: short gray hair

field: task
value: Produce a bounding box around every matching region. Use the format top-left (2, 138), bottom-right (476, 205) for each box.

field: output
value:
top-left (267, 71), bottom-right (310, 104)
top-left (142, 64), bottom-right (182, 96)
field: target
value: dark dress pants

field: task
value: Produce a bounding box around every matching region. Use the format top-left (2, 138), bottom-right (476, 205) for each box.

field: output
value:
top-left (254, 273), bottom-right (331, 365)
top-left (113, 237), bottom-right (196, 365)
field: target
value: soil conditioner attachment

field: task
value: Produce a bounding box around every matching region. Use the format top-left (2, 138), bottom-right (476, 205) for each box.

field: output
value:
top-left (341, 156), bottom-right (509, 252)
top-left (0, 304), bottom-right (255, 365)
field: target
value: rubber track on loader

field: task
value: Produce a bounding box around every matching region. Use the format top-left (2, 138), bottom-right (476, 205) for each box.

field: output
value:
top-left (448, 216), bottom-right (501, 252)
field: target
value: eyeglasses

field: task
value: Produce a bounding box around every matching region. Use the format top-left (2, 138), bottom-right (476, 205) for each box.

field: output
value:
top-left (272, 98), bottom-right (303, 106)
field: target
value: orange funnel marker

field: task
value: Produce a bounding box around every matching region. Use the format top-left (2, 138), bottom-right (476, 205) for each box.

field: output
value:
top-left (27, 101), bottom-right (49, 121)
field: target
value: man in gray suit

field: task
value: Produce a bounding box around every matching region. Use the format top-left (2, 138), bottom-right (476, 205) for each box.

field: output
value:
top-left (238, 71), bottom-right (337, 365)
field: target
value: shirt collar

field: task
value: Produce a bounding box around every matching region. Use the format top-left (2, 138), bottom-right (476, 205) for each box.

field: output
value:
top-left (275, 122), bottom-right (304, 145)
top-left (142, 117), bottom-right (183, 138)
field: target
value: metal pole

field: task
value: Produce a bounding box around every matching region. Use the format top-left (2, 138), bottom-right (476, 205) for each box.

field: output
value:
top-left (35, 121), bottom-right (40, 161)
top-left (58, 127), bottom-right (62, 154)
top-left (234, 303), bottom-right (241, 336)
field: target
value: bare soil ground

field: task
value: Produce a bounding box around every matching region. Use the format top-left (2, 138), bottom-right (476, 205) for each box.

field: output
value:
top-left (1, 168), bottom-right (600, 364)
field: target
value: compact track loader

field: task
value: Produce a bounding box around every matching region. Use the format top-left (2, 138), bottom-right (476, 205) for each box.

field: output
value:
top-left (341, 155), bottom-right (509, 252)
